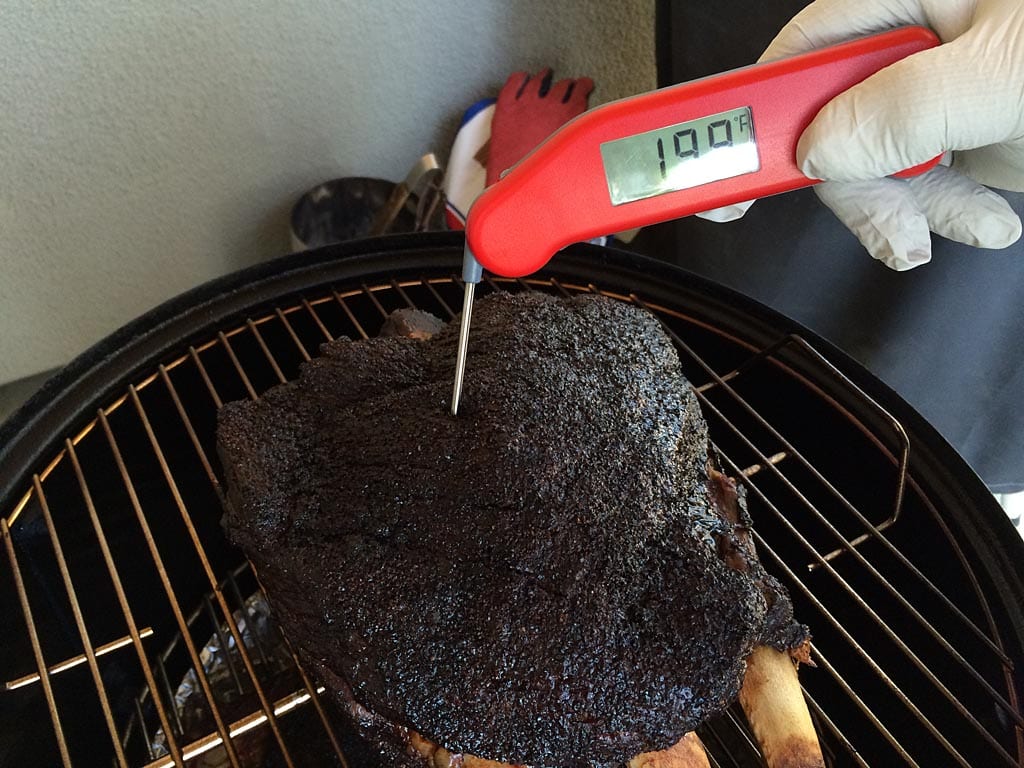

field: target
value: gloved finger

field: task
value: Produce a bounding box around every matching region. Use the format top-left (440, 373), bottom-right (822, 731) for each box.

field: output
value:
top-left (577, 77), bottom-right (595, 101)
top-left (695, 199), bottom-right (756, 223)
top-left (568, 77), bottom-right (595, 105)
top-left (758, 0), bottom-right (976, 61)
top-left (499, 72), bottom-right (531, 103)
top-left (548, 76), bottom-right (594, 106)
top-left (758, 0), bottom-right (931, 61)
top-left (797, 38), bottom-right (1022, 182)
top-left (907, 164), bottom-right (1023, 249)
top-left (517, 68), bottom-right (553, 99)
top-left (813, 178), bottom-right (933, 270)
top-left (536, 69), bottom-right (555, 97)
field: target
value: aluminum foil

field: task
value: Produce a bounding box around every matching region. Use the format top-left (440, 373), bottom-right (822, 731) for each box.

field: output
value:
top-left (149, 591), bottom-right (297, 766)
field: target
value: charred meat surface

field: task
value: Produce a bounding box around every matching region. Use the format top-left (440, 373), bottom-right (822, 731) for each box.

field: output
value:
top-left (217, 292), bottom-right (807, 767)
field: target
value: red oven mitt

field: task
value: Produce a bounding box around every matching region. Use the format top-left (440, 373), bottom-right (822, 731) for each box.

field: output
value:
top-left (485, 68), bottom-right (594, 187)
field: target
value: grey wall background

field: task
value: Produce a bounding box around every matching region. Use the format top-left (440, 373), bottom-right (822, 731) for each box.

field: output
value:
top-left (0, 0), bottom-right (656, 389)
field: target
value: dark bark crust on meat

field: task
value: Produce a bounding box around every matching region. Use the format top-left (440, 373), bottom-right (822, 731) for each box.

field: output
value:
top-left (217, 292), bottom-right (808, 768)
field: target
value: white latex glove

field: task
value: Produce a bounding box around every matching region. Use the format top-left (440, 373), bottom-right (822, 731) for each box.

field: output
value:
top-left (698, 0), bottom-right (1024, 270)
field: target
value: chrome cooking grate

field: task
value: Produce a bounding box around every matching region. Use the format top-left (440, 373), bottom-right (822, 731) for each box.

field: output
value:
top-left (1, 273), bottom-right (1021, 767)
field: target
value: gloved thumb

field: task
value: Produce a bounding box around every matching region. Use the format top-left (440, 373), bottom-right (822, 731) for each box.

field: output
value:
top-left (797, 34), bottom-right (1023, 184)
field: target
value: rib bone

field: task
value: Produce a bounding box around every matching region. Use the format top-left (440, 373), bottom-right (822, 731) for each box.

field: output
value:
top-left (627, 731), bottom-right (712, 768)
top-left (739, 643), bottom-right (824, 768)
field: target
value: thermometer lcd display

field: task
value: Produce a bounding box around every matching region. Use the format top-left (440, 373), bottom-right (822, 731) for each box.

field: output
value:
top-left (600, 106), bottom-right (758, 205)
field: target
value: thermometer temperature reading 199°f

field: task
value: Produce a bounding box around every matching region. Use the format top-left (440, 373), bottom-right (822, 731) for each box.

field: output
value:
top-left (602, 105), bottom-right (759, 205)
top-left (450, 26), bottom-right (943, 415)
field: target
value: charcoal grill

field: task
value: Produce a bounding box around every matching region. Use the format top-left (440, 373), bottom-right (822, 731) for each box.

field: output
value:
top-left (1, 232), bottom-right (1023, 767)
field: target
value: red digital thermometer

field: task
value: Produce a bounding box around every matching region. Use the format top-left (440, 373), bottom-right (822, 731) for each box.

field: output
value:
top-left (450, 26), bottom-right (941, 415)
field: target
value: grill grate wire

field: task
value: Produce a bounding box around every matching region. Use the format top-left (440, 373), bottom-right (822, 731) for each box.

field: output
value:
top-left (1, 275), bottom-right (1021, 767)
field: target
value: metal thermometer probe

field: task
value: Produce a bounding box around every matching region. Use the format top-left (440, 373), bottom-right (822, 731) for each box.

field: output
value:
top-left (449, 27), bottom-right (941, 416)
top-left (451, 248), bottom-right (483, 415)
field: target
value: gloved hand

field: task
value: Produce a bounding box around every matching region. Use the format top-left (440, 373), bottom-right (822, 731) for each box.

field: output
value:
top-left (700, 0), bottom-right (1024, 270)
top-left (486, 69), bottom-right (594, 187)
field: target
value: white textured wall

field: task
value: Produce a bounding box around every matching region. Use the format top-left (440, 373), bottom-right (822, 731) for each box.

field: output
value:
top-left (0, 0), bottom-right (655, 386)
